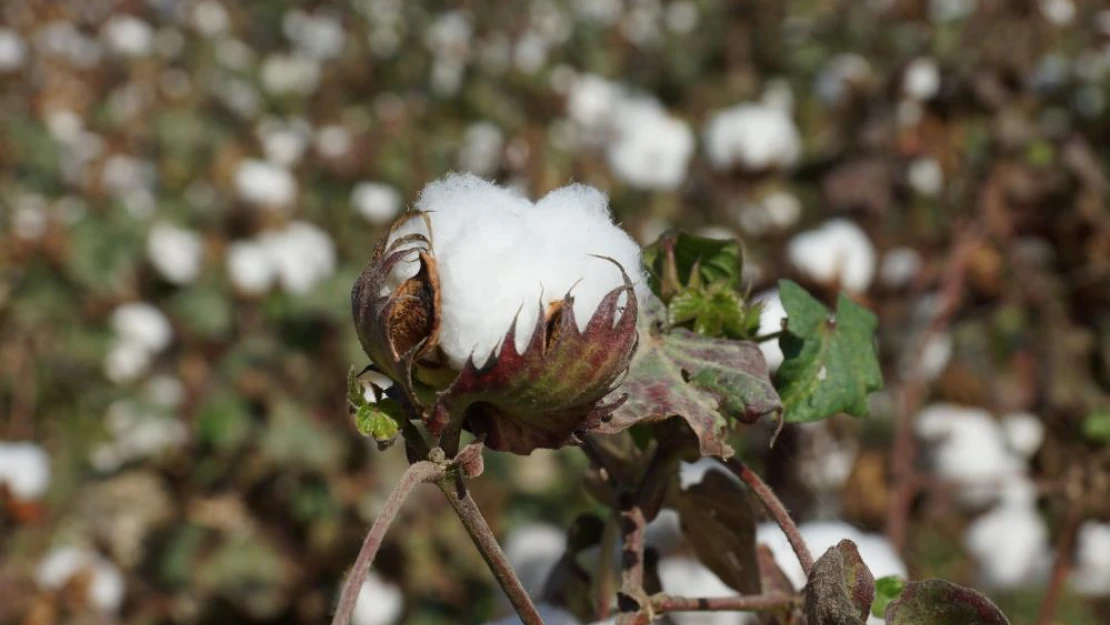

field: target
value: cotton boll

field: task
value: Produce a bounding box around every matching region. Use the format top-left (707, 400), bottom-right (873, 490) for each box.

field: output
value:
top-left (352, 182), bottom-right (403, 225)
top-left (458, 121), bottom-right (505, 176)
top-left (147, 223), bottom-right (203, 285)
top-left (227, 240), bottom-right (277, 295)
top-left (102, 16), bottom-right (154, 58)
top-left (786, 219), bottom-right (876, 293)
top-left (258, 119), bottom-right (311, 167)
top-left (260, 53), bottom-right (321, 95)
top-left (192, 1), bottom-right (230, 37)
top-left (665, 1), bottom-right (699, 34)
top-left (703, 104), bottom-right (801, 172)
top-left (915, 404), bottom-right (1024, 506)
top-left (754, 290), bottom-right (786, 371)
top-left (111, 303), bottom-right (173, 353)
top-left (104, 340), bottom-right (153, 384)
top-left (315, 124), bottom-right (353, 159)
top-left (261, 222), bottom-right (337, 295)
top-left (425, 10), bottom-right (473, 58)
top-left (36, 547), bottom-right (125, 612)
top-left (503, 523), bottom-right (565, 598)
top-left (567, 74), bottom-right (622, 136)
top-left (0, 442), bottom-right (51, 500)
top-left (964, 499), bottom-right (1049, 589)
top-left (606, 97), bottom-right (693, 191)
top-left (234, 159), bottom-right (297, 210)
top-left (912, 332), bottom-right (952, 381)
top-left (763, 191), bottom-right (802, 229)
top-left (283, 9), bottom-right (346, 60)
top-left (351, 572), bottom-right (403, 625)
top-left (1001, 413), bottom-right (1044, 459)
top-left (1072, 522), bottom-right (1110, 596)
top-left (0, 29), bottom-right (27, 71)
top-left (879, 247), bottom-right (922, 288)
top-left (485, 604), bottom-right (581, 625)
top-left (1040, 0), bottom-right (1075, 25)
top-left (91, 401), bottom-right (188, 472)
top-left (907, 157), bottom-right (944, 196)
top-left (903, 58), bottom-right (941, 101)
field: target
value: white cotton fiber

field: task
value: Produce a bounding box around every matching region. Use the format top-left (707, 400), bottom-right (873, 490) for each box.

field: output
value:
top-left (964, 491), bottom-right (1049, 589)
top-left (606, 97), bottom-right (694, 191)
top-left (351, 572), bottom-right (403, 625)
top-left (352, 182), bottom-right (403, 225)
top-left (386, 174), bottom-right (646, 369)
top-left (35, 547), bottom-right (125, 612)
top-left (754, 290), bottom-right (786, 371)
top-left (110, 302), bottom-right (173, 353)
top-left (678, 457), bottom-right (738, 491)
top-left (1072, 522), bottom-right (1110, 596)
top-left (0, 441), bottom-right (51, 500)
top-left (147, 222), bottom-right (204, 285)
top-left (703, 103), bottom-right (801, 171)
top-left (786, 219), bottom-right (876, 293)
top-left (915, 404), bottom-right (1025, 506)
top-left (1001, 412), bottom-right (1045, 459)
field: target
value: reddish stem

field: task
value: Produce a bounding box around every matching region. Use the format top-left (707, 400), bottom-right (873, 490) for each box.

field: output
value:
top-left (725, 457), bottom-right (814, 577)
top-left (654, 592), bottom-right (798, 613)
top-left (616, 492), bottom-right (647, 625)
top-left (1036, 505), bottom-right (1083, 625)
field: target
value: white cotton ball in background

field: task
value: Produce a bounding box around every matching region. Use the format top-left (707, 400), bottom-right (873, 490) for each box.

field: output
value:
top-left (964, 497), bottom-right (1049, 589)
top-left (147, 222), bottom-right (204, 285)
top-left (227, 240), bottom-right (277, 295)
top-left (260, 53), bottom-right (321, 95)
top-left (458, 121), bottom-right (505, 176)
top-left (665, 0), bottom-right (700, 34)
top-left (385, 174), bottom-right (645, 369)
top-left (786, 219), bottom-right (876, 293)
top-left (91, 401), bottom-right (188, 472)
top-left (315, 124), bottom-right (352, 159)
top-left (191, 1), bottom-right (229, 37)
top-left (145, 375), bottom-right (186, 408)
top-left (424, 10), bottom-right (473, 58)
top-left (35, 547), bottom-right (125, 612)
top-left (102, 15), bottom-right (154, 58)
top-left (503, 523), bottom-right (565, 599)
top-left (352, 182), bottom-right (403, 225)
top-left (879, 247), bottom-right (923, 289)
top-left (907, 157), bottom-right (944, 196)
top-left (763, 191), bottom-right (802, 229)
top-left (111, 303), bottom-right (173, 353)
top-left (754, 290), bottom-right (786, 371)
top-left (351, 572), bottom-right (403, 625)
top-left (485, 604), bottom-right (582, 625)
top-left (694, 225), bottom-right (738, 241)
top-left (103, 340), bottom-right (153, 384)
top-left (703, 104), bottom-right (801, 172)
top-left (914, 332), bottom-right (953, 381)
top-left (261, 221), bottom-right (337, 295)
top-left (0, 29), bottom-right (27, 71)
top-left (1072, 522), bottom-right (1110, 596)
top-left (234, 159), bottom-right (297, 210)
top-left (1040, 0), bottom-right (1075, 26)
top-left (0, 442), bottom-right (51, 500)
top-left (283, 9), bottom-right (346, 60)
top-left (606, 97), bottom-right (694, 191)
top-left (1001, 413), bottom-right (1045, 459)
top-left (903, 58), bottom-right (941, 101)
top-left (643, 508), bottom-right (684, 556)
top-left (567, 74), bottom-right (622, 136)
top-left (657, 558), bottom-right (739, 625)
top-left (914, 404), bottom-right (1025, 506)
top-left (258, 117), bottom-right (311, 167)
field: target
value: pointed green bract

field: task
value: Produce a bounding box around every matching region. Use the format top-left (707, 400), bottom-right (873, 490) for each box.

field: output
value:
top-left (775, 280), bottom-right (883, 422)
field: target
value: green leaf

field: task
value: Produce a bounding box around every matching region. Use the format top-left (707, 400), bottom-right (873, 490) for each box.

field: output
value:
top-left (1082, 410), bottom-right (1110, 443)
top-left (872, 576), bottom-right (907, 618)
top-left (598, 296), bottom-right (781, 457)
top-left (885, 579), bottom-right (1010, 625)
top-left (644, 231), bottom-right (743, 300)
top-left (775, 280), bottom-right (883, 422)
top-left (805, 540), bottom-right (876, 625)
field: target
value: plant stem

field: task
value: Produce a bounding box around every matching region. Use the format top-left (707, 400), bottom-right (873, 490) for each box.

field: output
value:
top-left (653, 592), bottom-right (799, 613)
top-left (437, 477), bottom-right (547, 625)
top-left (725, 457), bottom-right (814, 577)
top-left (616, 492), bottom-right (646, 625)
top-left (596, 509), bottom-right (619, 620)
top-left (331, 461), bottom-right (443, 625)
top-left (1036, 504), bottom-right (1083, 625)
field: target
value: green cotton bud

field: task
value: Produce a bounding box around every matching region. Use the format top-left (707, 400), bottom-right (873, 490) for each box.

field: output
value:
top-left (355, 401), bottom-right (405, 450)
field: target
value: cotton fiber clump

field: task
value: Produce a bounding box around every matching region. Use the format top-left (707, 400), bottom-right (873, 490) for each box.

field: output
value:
top-left (786, 219), bottom-right (876, 293)
top-left (1071, 522), bottom-right (1110, 596)
top-left (387, 174), bottom-right (647, 369)
top-left (606, 96), bottom-right (694, 191)
top-left (0, 441), bottom-right (51, 500)
top-left (963, 478), bottom-right (1050, 589)
top-left (35, 546), bottom-right (125, 612)
top-left (350, 572), bottom-right (403, 625)
top-left (703, 103), bottom-right (801, 172)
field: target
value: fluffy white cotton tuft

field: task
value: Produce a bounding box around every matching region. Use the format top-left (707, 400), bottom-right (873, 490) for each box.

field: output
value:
top-left (786, 219), bottom-right (876, 293)
top-left (915, 404), bottom-right (1026, 506)
top-left (102, 16), bottom-right (154, 58)
top-left (703, 104), bottom-right (801, 171)
top-left (235, 159), bottom-right (297, 209)
top-left (260, 221), bottom-right (337, 295)
top-left (1001, 413), bottom-right (1045, 459)
top-left (260, 53), bottom-right (321, 95)
top-left (90, 400), bottom-right (188, 472)
top-left (110, 303), bottom-right (172, 353)
top-left (903, 58), bottom-right (941, 101)
top-left (1072, 522), bottom-right (1110, 596)
top-left (964, 492), bottom-right (1049, 589)
top-left (0, 442), bottom-right (51, 500)
top-left (879, 247), bottom-right (923, 288)
top-left (386, 174), bottom-right (646, 369)
top-left (36, 547), bottom-right (125, 612)
top-left (227, 240), bottom-right (277, 295)
top-left (351, 572), bottom-right (403, 625)
top-left (0, 29), bottom-right (27, 71)
top-left (503, 522), bottom-right (566, 599)
top-left (458, 121), bottom-right (505, 176)
top-left (606, 97), bottom-right (694, 191)
top-left (754, 290), bottom-right (786, 371)
top-left (147, 222), bottom-right (204, 285)
top-left (352, 182), bottom-right (403, 225)
top-left (907, 157), bottom-right (944, 196)
top-left (678, 457), bottom-right (739, 491)
top-left (566, 74), bottom-right (622, 137)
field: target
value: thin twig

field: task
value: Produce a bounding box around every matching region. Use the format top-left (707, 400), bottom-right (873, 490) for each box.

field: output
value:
top-left (1036, 504), bottom-right (1083, 625)
top-left (437, 477), bottom-right (547, 625)
top-left (886, 229), bottom-right (978, 552)
top-left (616, 492), bottom-right (646, 625)
top-left (653, 592), bottom-right (799, 613)
top-left (596, 509), bottom-right (618, 620)
top-left (331, 461), bottom-right (443, 625)
top-left (725, 457), bottom-right (814, 577)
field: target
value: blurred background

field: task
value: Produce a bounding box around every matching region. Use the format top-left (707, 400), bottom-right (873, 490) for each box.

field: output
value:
top-left (2, 0), bottom-right (1110, 624)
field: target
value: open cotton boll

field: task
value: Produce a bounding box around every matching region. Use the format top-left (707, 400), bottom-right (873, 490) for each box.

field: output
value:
top-left (903, 58), bottom-right (941, 101)
top-left (147, 222), bottom-right (204, 285)
top-left (485, 604), bottom-right (581, 625)
top-left (754, 290), bottom-right (786, 371)
top-left (352, 182), bottom-right (403, 225)
top-left (102, 15), bottom-right (154, 58)
top-left (91, 400), bottom-right (188, 472)
top-left (235, 159), bottom-right (297, 209)
top-left (915, 404), bottom-right (1025, 506)
top-left (1001, 413), bottom-right (1045, 459)
top-left (658, 558), bottom-right (742, 625)
top-left (260, 221), bottom-right (337, 295)
top-left (227, 240), bottom-right (278, 294)
top-left (786, 219), bottom-right (876, 293)
top-left (0, 442), bottom-right (51, 500)
top-left (566, 73), bottom-right (622, 136)
top-left (703, 103), bottom-right (801, 172)
top-left (606, 97), bottom-right (694, 191)
top-left (35, 547), bottom-right (125, 612)
top-left (111, 303), bottom-right (173, 353)
top-left (260, 53), bottom-right (321, 95)
top-left (0, 29), bottom-right (27, 71)
top-left (386, 174), bottom-right (646, 369)
top-left (458, 121), bottom-right (505, 176)
top-left (503, 522), bottom-right (566, 599)
top-left (964, 495), bottom-right (1049, 589)
top-left (879, 247), bottom-right (923, 289)
top-left (350, 572), bottom-right (403, 625)
top-left (1072, 522), bottom-right (1110, 596)
top-left (104, 339), bottom-right (153, 384)
top-left (907, 157), bottom-right (944, 196)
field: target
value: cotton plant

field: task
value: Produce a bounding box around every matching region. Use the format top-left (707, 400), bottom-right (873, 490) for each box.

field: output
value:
top-left (333, 174), bottom-right (1004, 625)
top-left (702, 103), bottom-right (802, 172)
top-left (605, 97), bottom-right (694, 191)
top-left (0, 441), bottom-right (51, 502)
top-left (35, 546), bottom-right (125, 613)
top-left (103, 302), bottom-right (174, 384)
